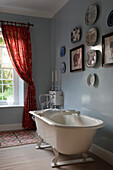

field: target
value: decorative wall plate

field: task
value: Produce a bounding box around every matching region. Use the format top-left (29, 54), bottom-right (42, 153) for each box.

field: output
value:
top-left (86, 50), bottom-right (97, 68)
top-left (87, 74), bottom-right (95, 86)
top-left (85, 4), bottom-right (97, 25)
top-left (107, 10), bottom-right (113, 27)
top-left (71, 27), bottom-right (80, 43)
top-left (86, 28), bottom-right (97, 46)
top-left (60, 62), bottom-right (66, 73)
top-left (60, 46), bottom-right (66, 57)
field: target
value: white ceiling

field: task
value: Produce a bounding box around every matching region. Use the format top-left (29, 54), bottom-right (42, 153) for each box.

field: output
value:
top-left (0, 0), bottom-right (69, 18)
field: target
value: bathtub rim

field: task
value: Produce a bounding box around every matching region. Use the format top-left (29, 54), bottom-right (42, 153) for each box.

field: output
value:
top-left (29, 110), bottom-right (105, 130)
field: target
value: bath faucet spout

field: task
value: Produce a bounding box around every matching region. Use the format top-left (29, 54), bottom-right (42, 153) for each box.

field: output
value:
top-left (75, 111), bottom-right (80, 115)
top-left (67, 110), bottom-right (80, 115)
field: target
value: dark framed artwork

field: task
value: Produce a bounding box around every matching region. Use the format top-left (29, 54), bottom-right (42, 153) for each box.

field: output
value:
top-left (102, 32), bottom-right (113, 67)
top-left (70, 44), bottom-right (84, 72)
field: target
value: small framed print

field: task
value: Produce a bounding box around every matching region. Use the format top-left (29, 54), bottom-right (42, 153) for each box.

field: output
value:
top-left (70, 44), bottom-right (84, 72)
top-left (102, 32), bottom-right (113, 67)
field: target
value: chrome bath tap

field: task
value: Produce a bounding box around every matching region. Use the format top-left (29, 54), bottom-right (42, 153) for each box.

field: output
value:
top-left (39, 94), bottom-right (53, 110)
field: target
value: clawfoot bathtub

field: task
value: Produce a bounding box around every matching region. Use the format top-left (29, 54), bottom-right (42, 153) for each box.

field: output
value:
top-left (30, 109), bottom-right (104, 167)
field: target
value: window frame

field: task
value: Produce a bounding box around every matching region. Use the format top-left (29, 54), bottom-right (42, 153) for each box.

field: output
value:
top-left (0, 31), bottom-right (24, 106)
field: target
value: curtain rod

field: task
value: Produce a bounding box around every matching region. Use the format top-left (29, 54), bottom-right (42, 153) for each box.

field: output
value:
top-left (0, 20), bottom-right (34, 27)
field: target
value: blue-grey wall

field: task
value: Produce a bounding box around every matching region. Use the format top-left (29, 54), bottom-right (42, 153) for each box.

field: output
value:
top-left (0, 12), bottom-right (51, 125)
top-left (51, 0), bottom-right (113, 153)
top-left (1, 0), bottom-right (113, 154)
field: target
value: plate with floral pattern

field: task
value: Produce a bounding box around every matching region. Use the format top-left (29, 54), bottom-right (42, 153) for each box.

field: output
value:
top-left (87, 74), bottom-right (95, 86)
top-left (86, 50), bottom-right (97, 67)
top-left (85, 4), bottom-right (97, 25)
top-left (86, 28), bottom-right (97, 46)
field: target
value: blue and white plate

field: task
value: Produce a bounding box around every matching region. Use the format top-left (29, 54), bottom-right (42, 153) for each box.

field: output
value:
top-left (60, 62), bottom-right (66, 73)
top-left (71, 27), bottom-right (80, 43)
top-left (107, 10), bottom-right (113, 27)
top-left (60, 46), bottom-right (66, 57)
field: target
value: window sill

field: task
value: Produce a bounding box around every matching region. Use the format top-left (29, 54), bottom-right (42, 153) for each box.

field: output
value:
top-left (0, 105), bottom-right (24, 108)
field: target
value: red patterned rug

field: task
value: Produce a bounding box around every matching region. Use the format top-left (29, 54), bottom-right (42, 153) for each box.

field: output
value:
top-left (0, 130), bottom-right (39, 148)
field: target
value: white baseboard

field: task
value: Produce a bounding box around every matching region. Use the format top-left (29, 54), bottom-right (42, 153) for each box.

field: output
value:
top-left (90, 143), bottom-right (113, 166)
top-left (0, 123), bottom-right (23, 131)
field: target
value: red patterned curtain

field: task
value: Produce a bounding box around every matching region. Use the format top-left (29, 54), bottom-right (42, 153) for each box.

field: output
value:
top-left (1, 24), bottom-right (37, 130)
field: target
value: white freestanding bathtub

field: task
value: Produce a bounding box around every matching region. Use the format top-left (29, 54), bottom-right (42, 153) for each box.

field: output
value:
top-left (30, 109), bottom-right (104, 167)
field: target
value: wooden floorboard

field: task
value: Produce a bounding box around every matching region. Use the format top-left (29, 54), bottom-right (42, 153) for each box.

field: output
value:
top-left (0, 144), bottom-right (113, 170)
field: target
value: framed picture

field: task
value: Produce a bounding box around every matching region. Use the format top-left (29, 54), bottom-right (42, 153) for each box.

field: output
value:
top-left (70, 44), bottom-right (84, 72)
top-left (102, 32), bottom-right (113, 67)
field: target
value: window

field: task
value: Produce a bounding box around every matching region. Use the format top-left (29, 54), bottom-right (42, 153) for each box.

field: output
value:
top-left (0, 31), bottom-right (24, 106)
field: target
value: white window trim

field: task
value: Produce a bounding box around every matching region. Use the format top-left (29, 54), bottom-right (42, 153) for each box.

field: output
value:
top-left (0, 30), bottom-right (24, 106)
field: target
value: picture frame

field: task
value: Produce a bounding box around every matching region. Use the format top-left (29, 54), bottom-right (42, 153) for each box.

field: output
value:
top-left (102, 32), bottom-right (113, 67)
top-left (70, 44), bottom-right (84, 72)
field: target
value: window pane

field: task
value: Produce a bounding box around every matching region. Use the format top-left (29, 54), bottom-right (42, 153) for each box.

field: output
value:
top-left (3, 85), bottom-right (13, 100)
top-left (2, 63), bottom-right (13, 69)
top-left (3, 69), bottom-right (13, 79)
top-left (0, 49), bottom-right (1, 63)
top-left (3, 80), bottom-right (13, 85)
top-left (0, 48), bottom-right (12, 68)
top-left (0, 32), bottom-right (5, 46)
top-left (0, 31), bottom-right (24, 105)
top-left (0, 69), bottom-right (1, 79)
top-left (1, 48), bottom-right (11, 64)
top-left (0, 85), bottom-right (2, 100)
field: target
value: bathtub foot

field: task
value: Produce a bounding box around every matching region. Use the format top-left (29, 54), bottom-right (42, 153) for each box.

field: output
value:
top-left (51, 148), bottom-right (59, 167)
top-left (82, 153), bottom-right (88, 160)
top-left (36, 135), bottom-right (51, 149)
top-left (36, 135), bottom-right (43, 149)
top-left (51, 151), bottom-right (94, 168)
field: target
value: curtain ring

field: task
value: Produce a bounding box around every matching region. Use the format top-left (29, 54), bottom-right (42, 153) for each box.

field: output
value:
top-left (28, 22), bottom-right (30, 28)
top-left (1, 20), bottom-right (3, 25)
